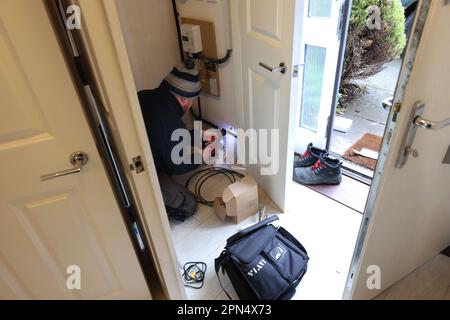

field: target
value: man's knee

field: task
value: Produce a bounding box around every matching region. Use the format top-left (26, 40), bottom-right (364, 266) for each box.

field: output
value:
top-left (157, 172), bottom-right (197, 221)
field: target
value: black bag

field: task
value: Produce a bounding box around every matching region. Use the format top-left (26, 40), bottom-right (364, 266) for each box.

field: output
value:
top-left (215, 215), bottom-right (309, 300)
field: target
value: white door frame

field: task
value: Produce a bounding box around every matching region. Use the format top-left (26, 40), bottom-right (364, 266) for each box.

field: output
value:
top-left (73, 0), bottom-right (186, 299)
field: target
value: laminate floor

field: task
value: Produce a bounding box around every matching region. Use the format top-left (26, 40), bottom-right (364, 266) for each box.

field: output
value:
top-left (170, 170), bottom-right (362, 300)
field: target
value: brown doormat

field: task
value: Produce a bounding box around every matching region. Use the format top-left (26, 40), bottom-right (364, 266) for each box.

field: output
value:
top-left (342, 133), bottom-right (383, 171)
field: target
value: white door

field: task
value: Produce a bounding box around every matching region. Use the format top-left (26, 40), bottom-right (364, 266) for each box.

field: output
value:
top-left (346, 1), bottom-right (450, 299)
top-left (295, 0), bottom-right (343, 154)
top-left (233, 0), bottom-right (302, 211)
top-left (0, 0), bottom-right (149, 299)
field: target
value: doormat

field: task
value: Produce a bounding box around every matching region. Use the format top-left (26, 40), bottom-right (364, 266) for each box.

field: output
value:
top-left (342, 133), bottom-right (383, 171)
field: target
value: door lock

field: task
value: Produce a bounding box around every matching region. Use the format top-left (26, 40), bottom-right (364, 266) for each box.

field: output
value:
top-left (396, 101), bottom-right (450, 168)
top-left (405, 147), bottom-right (419, 158)
top-left (396, 102), bottom-right (425, 168)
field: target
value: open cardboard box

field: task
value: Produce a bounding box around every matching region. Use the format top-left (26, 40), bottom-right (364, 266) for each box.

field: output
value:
top-left (213, 175), bottom-right (259, 224)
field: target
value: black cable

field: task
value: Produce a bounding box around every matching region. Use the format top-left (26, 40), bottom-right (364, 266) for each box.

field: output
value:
top-left (186, 167), bottom-right (244, 206)
top-left (198, 95), bottom-right (203, 121)
top-left (196, 49), bottom-right (233, 65)
top-left (171, 0), bottom-right (233, 135)
top-left (182, 262), bottom-right (207, 289)
top-left (190, 103), bottom-right (219, 130)
top-left (171, 0), bottom-right (185, 62)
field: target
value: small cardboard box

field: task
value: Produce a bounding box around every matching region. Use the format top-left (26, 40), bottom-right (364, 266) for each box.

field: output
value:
top-left (213, 175), bottom-right (259, 224)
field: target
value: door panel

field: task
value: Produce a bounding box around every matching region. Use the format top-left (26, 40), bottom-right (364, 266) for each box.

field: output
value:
top-left (249, 69), bottom-right (280, 131)
top-left (0, 0), bottom-right (149, 299)
top-left (308, 0), bottom-right (333, 17)
top-left (295, 0), bottom-right (342, 153)
top-left (248, 0), bottom-right (283, 41)
top-left (300, 45), bottom-right (327, 131)
top-left (347, 1), bottom-right (450, 299)
top-left (237, 0), bottom-right (300, 211)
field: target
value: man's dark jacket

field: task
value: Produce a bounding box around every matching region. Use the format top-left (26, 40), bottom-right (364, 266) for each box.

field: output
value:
top-left (138, 83), bottom-right (199, 175)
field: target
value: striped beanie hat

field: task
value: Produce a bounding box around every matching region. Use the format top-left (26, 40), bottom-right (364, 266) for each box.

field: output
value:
top-left (162, 63), bottom-right (202, 98)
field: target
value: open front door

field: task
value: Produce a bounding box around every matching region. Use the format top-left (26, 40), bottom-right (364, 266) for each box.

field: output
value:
top-left (295, 0), bottom-right (344, 153)
top-left (346, 1), bottom-right (450, 299)
top-left (233, 0), bottom-right (302, 211)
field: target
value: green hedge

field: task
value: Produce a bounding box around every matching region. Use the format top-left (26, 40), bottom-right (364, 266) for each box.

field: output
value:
top-left (340, 0), bottom-right (407, 103)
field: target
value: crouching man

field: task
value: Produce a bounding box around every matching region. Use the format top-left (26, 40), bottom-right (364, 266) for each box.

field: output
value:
top-left (137, 62), bottom-right (203, 221)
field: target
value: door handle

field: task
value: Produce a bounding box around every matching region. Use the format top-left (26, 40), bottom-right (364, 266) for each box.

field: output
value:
top-left (414, 115), bottom-right (450, 130)
top-left (258, 62), bottom-right (287, 74)
top-left (396, 101), bottom-right (450, 168)
top-left (41, 151), bottom-right (89, 181)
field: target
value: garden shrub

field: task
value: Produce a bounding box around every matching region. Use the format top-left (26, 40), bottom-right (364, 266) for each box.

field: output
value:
top-left (340, 0), bottom-right (407, 104)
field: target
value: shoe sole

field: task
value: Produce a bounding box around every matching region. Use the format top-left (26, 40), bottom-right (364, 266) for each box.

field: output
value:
top-left (293, 177), bottom-right (342, 186)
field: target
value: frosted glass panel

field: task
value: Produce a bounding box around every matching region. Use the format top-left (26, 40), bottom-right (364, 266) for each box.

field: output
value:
top-left (308, 0), bottom-right (332, 17)
top-left (300, 45), bottom-right (327, 132)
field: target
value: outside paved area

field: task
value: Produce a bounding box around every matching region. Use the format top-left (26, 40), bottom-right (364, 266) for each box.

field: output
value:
top-left (330, 60), bottom-right (402, 169)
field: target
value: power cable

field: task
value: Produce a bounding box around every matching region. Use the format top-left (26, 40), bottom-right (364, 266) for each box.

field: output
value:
top-left (182, 262), bottom-right (207, 289)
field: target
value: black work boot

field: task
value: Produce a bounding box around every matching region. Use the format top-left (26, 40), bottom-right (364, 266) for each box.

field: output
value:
top-left (294, 143), bottom-right (328, 168)
top-left (293, 154), bottom-right (342, 185)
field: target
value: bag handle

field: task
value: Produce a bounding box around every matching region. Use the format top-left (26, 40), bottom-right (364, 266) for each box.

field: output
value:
top-left (215, 251), bottom-right (233, 300)
top-left (226, 215), bottom-right (279, 245)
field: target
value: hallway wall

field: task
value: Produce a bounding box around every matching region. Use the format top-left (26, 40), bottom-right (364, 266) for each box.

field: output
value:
top-left (115, 0), bottom-right (181, 91)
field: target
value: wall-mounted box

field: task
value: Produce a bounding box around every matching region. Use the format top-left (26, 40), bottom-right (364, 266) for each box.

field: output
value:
top-left (181, 24), bottom-right (203, 54)
top-left (181, 17), bottom-right (221, 97)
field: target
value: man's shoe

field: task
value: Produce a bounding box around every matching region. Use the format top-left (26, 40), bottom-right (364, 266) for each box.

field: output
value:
top-left (293, 154), bottom-right (342, 185)
top-left (294, 143), bottom-right (328, 168)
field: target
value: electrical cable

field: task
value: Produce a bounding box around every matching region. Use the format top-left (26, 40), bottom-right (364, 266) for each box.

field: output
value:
top-left (195, 49), bottom-right (233, 65)
top-left (182, 262), bottom-right (207, 289)
top-left (171, 0), bottom-right (236, 138)
top-left (186, 167), bottom-right (245, 206)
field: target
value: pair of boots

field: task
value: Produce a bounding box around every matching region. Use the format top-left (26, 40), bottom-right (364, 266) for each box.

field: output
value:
top-left (293, 143), bottom-right (342, 185)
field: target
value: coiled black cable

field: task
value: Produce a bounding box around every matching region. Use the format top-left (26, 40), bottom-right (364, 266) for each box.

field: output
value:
top-left (182, 262), bottom-right (207, 289)
top-left (186, 167), bottom-right (245, 206)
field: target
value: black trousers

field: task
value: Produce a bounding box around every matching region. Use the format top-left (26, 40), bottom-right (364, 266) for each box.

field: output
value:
top-left (157, 172), bottom-right (197, 222)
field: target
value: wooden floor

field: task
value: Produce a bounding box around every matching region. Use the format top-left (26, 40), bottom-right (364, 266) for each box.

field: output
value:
top-left (169, 167), bottom-right (450, 300)
top-left (374, 254), bottom-right (450, 300)
top-left (170, 169), bottom-right (362, 300)
top-left (305, 174), bottom-right (370, 213)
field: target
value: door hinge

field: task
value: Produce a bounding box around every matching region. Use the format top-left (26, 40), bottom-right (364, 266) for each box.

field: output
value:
top-left (130, 156), bottom-right (145, 173)
top-left (293, 65), bottom-right (299, 78)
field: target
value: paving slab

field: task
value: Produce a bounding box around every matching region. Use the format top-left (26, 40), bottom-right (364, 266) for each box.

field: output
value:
top-left (330, 59), bottom-right (402, 172)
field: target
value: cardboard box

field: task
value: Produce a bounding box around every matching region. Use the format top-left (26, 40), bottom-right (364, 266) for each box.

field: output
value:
top-left (213, 175), bottom-right (259, 224)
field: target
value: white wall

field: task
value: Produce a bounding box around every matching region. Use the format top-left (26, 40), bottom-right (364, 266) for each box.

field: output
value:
top-left (115, 0), bottom-right (239, 129)
top-left (115, 0), bottom-right (181, 91)
top-left (177, 0), bottom-right (239, 129)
